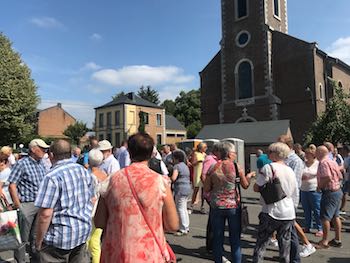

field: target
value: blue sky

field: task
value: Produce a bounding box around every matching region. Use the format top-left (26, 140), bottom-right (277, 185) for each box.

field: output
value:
top-left (1, 0), bottom-right (350, 127)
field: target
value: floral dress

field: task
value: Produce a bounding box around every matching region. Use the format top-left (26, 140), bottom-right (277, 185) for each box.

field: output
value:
top-left (100, 162), bottom-right (170, 263)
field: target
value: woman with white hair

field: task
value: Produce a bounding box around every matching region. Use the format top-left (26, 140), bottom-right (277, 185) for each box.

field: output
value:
top-left (253, 142), bottom-right (298, 263)
top-left (204, 141), bottom-right (255, 263)
top-left (87, 149), bottom-right (108, 263)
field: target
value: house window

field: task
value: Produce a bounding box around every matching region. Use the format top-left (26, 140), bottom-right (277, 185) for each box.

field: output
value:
top-left (106, 112), bottom-right (112, 127)
top-left (167, 133), bottom-right (176, 137)
top-left (236, 60), bottom-right (253, 100)
top-left (236, 0), bottom-right (248, 19)
top-left (99, 134), bottom-right (104, 141)
top-left (274, 0), bottom-right (280, 18)
top-left (99, 113), bottom-right (104, 128)
top-left (115, 132), bottom-right (121, 147)
top-left (176, 134), bottom-right (185, 138)
top-left (115, 111), bottom-right (120, 126)
top-left (144, 112), bottom-right (149, 124)
top-left (156, 114), bottom-right (162, 126)
top-left (319, 83), bottom-right (325, 101)
top-left (157, 134), bottom-right (162, 145)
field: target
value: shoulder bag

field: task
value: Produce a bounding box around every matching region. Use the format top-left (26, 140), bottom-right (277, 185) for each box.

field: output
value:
top-left (125, 168), bottom-right (176, 263)
top-left (233, 162), bottom-right (249, 233)
top-left (260, 164), bottom-right (287, 204)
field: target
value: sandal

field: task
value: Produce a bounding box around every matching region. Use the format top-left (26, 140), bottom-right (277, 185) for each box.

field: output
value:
top-left (315, 241), bottom-right (329, 249)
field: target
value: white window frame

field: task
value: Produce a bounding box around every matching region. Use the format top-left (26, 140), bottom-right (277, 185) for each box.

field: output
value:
top-left (156, 113), bottom-right (162, 126)
top-left (273, 0), bottom-right (281, 20)
top-left (156, 133), bottom-right (162, 145)
top-left (235, 0), bottom-right (249, 21)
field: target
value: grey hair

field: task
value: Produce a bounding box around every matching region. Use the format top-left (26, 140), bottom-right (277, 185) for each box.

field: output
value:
top-left (218, 141), bottom-right (235, 160)
top-left (88, 149), bottom-right (104, 167)
top-left (268, 142), bottom-right (290, 160)
top-left (197, 142), bottom-right (207, 151)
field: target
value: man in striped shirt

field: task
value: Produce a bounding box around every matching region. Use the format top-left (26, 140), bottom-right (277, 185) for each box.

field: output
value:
top-left (35, 139), bottom-right (95, 262)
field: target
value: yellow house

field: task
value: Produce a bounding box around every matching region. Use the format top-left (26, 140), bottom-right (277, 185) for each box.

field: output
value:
top-left (95, 92), bottom-right (166, 146)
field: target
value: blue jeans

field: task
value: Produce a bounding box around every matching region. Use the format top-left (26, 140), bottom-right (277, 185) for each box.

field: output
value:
top-left (300, 191), bottom-right (322, 231)
top-left (211, 207), bottom-right (241, 263)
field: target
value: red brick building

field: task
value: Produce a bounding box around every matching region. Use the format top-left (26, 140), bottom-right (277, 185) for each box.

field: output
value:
top-left (200, 0), bottom-right (350, 143)
top-left (37, 103), bottom-right (76, 138)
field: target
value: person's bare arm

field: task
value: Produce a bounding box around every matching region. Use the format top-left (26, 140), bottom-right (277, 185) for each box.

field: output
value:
top-left (171, 169), bottom-right (179, 182)
top-left (35, 208), bottom-right (53, 250)
top-left (237, 164), bottom-right (255, 189)
top-left (162, 186), bottom-right (179, 232)
top-left (94, 197), bottom-right (108, 230)
top-left (9, 183), bottom-right (20, 208)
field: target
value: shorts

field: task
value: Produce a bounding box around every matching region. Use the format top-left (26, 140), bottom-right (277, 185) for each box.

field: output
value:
top-left (320, 189), bottom-right (343, 221)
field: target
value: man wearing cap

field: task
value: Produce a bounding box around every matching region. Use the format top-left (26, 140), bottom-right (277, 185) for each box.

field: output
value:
top-left (8, 138), bottom-right (50, 262)
top-left (98, 140), bottom-right (120, 176)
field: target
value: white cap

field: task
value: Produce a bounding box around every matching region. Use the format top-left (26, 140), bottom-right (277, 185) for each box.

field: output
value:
top-left (29, 139), bottom-right (50, 149)
top-left (98, 140), bottom-right (113, 151)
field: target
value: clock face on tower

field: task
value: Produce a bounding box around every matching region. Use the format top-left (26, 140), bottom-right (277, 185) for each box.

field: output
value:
top-left (236, 30), bottom-right (250, 48)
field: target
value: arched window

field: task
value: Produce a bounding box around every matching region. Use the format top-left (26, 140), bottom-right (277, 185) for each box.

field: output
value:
top-left (338, 81), bottom-right (343, 88)
top-left (319, 83), bottom-right (325, 101)
top-left (236, 60), bottom-right (253, 100)
top-left (236, 0), bottom-right (248, 19)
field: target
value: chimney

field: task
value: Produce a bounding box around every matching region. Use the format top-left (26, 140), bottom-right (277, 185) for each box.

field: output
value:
top-left (57, 103), bottom-right (62, 108)
top-left (127, 92), bottom-right (135, 101)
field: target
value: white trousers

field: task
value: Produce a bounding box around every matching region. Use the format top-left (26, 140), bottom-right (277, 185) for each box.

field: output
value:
top-left (175, 195), bottom-right (190, 232)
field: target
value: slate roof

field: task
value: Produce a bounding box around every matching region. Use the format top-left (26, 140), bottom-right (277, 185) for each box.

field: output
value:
top-left (95, 92), bottom-right (163, 109)
top-left (196, 120), bottom-right (291, 145)
top-left (165, 115), bottom-right (186, 131)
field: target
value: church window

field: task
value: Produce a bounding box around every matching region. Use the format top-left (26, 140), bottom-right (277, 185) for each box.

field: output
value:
top-left (236, 0), bottom-right (248, 19)
top-left (236, 60), bottom-right (253, 99)
top-left (236, 31), bottom-right (251, 47)
top-left (274, 0), bottom-right (280, 18)
top-left (319, 83), bottom-right (325, 101)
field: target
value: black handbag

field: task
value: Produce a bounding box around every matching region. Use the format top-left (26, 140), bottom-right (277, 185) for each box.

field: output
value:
top-left (260, 164), bottom-right (287, 205)
top-left (234, 163), bottom-right (249, 233)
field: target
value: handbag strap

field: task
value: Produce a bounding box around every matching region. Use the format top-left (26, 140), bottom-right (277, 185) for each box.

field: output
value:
top-left (124, 167), bottom-right (167, 259)
top-left (268, 163), bottom-right (276, 179)
top-left (233, 162), bottom-right (243, 205)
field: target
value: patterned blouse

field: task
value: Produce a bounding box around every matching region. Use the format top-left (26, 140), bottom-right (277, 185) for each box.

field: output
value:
top-left (100, 162), bottom-right (170, 263)
top-left (204, 159), bottom-right (240, 209)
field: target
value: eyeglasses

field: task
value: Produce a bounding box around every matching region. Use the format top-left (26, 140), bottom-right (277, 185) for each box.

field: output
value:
top-left (39, 147), bottom-right (49, 153)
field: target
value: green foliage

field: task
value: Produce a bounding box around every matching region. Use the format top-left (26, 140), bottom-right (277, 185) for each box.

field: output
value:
top-left (138, 111), bottom-right (146, 133)
top-left (161, 99), bottom-right (176, 115)
top-left (112, 91), bottom-right (126, 100)
top-left (63, 121), bottom-right (90, 145)
top-left (137, 85), bottom-right (160, 105)
top-left (0, 33), bottom-right (39, 146)
top-left (171, 89), bottom-right (201, 138)
top-left (304, 81), bottom-right (350, 145)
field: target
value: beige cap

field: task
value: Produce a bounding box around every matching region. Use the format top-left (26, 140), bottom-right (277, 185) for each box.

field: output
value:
top-left (98, 140), bottom-right (113, 151)
top-left (29, 139), bottom-right (50, 149)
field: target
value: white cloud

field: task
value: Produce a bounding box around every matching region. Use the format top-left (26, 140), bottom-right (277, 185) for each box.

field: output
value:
top-left (327, 36), bottom-right (350, 64)
top-left (158, 85), bottom-right (192, 101)
top-left (30, 17), bottom-right (64, 29)
top-left (90, 33), bottom-right (102, 41)
top-left (92, 65), bottom-right (195, 87)
top-left (39, 100), bottom-right (96, 128)
top-left (80, 62), bottom-right (102, 71)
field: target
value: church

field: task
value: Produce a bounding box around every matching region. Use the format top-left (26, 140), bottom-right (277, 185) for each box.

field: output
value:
top-left (198, 0), bottom-right (350, 144)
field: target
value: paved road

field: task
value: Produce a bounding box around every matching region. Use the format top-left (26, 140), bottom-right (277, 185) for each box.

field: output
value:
top-left (1, 185), bottom-right (350, 262)
top-left (167, 186), bottom-right (350, 263)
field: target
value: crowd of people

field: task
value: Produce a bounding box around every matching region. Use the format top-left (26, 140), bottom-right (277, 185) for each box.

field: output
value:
top-left (0, 133), bottom-right (349, 263)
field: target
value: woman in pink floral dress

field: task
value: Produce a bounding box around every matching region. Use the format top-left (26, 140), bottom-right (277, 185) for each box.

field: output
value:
top-left (95, 132), bottom-right (179, 263)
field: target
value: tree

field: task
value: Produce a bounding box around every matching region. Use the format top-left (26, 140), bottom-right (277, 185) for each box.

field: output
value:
top-left (0, 33), bottom-right (39, 146)
top-left (138, 85), bottom-right (160, 105)
top-left (112, 91), bottom-right (126, 100)
top-left (161, 99), bottom-right (176, 115)
top-left (304, 81), bottom-right (350, 145)
top-left (173, 89), bottom-right (201, 138)
top-left (63, 121), bottom-right (90, 145)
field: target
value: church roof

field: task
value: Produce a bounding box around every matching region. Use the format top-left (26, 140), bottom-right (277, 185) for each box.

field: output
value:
top-left (95, 92), bottom-right (163, 109)
top-left (196, 120), bottom-right (292, 145)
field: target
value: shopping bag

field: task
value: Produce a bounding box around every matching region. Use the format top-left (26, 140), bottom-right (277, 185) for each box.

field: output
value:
top-left (0, 210), bottom-right (22, 251)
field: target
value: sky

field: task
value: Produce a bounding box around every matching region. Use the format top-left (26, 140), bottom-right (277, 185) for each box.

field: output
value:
top-left (1, 0), bottom-right (350, 128)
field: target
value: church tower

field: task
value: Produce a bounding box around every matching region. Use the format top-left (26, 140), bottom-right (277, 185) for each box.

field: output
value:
top-left (219, 0), bottom-right (288, 123)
